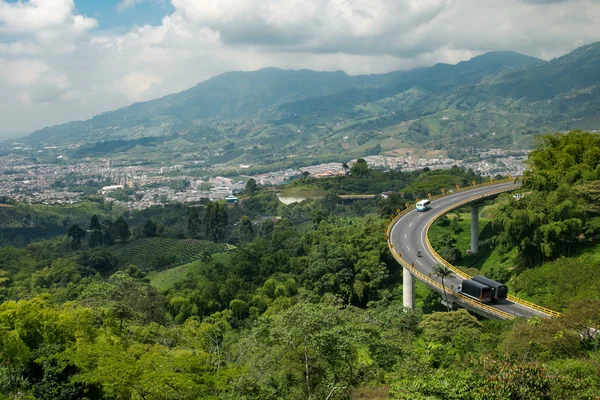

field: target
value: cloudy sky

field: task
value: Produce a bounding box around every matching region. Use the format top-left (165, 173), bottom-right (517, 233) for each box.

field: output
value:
top-left (1, 0), bottom-right (600, 137)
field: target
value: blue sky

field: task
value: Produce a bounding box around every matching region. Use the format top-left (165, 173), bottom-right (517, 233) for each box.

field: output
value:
top-left (74, 0), bottom-right (174, 32)
top-left (0, 0), bottom-right (599, 136)
top-left (4, 0), bottom-right (174, 32)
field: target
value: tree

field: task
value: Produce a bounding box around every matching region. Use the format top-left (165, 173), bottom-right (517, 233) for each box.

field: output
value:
top-left (419, 309), bottom-right (482, 345)
top-left (143, 220), bottom-right (157, 237)
top-left (102, 219), bottom-right (114, 246)
top-left (350, 158), bottom-right (369, 177)
top-left (561, 299), bottom-right (600, 345)
top-left (257, 218), bottom-right (274, 238)
top-left (481, 361), bottom-right (552, 399)
top-left (238, 216), bottom-right (254, 243)
top-left (204, 202), bottom-right (228, 242)
top-left (311, 209), bottom-right (328, 228)
top-left (433, 264), bottom-right (452, 312)
top-left (235, 302), bottom-right (372, 399)
top-left (112, 216), bottom-right (130, 242)
top-left (496, 131), bottom-right (600, 266)
top-left (87, 230), bottom-right (103, 249)
top-left (378, 192), bottom-right (405, 218)
top-left (88, 215), bottom-right (103, 248)
top-left (245, 178), bottom-right (258, 195)
top-left (341, 163), bottom-right (349, 175)
top-left (89, 215), bottom-right (102, 231)
top-left (78, 248), bottom-right (119, 275)
top-left (187, 206), bottom-right (201, 238)
top-left (67, 224), bottom-right (86, 249)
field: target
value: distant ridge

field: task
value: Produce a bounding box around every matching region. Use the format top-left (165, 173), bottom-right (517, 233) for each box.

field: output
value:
top-left (19, 42), bottom-right (600, 163)
top-left (23, 50), bottom-right (542, 145)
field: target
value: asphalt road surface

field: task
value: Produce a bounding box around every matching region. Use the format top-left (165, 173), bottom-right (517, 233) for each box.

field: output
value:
top-left (389, 181), bottom-right (551, 319)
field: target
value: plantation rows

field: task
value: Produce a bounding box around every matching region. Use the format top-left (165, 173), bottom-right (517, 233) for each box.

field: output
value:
top-left (109, 237), bottom-right (228, 270)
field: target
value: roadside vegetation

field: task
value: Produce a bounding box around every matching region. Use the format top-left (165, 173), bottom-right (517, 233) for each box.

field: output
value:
top-left (0, 131), bottom-right (599, 398)
top-left (431, 131), bottom-right (600, 310)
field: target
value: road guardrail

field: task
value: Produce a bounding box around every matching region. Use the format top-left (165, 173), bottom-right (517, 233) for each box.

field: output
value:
top-left (386, 179), bottom-right (562, 319)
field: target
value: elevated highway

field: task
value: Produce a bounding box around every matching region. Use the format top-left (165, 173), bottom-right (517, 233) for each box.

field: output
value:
top-left (387, 180), bottom-right (561, 320)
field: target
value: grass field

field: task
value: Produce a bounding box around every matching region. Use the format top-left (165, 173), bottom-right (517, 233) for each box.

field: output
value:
top-left (428, 211), bottom-right (516, 275)
top-left (280, 186), bottom-right (328, 198)
top-left (147, 252), bottom-right (231, 291)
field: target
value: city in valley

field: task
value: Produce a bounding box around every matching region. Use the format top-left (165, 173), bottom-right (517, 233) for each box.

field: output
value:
top-left (0, 148), bottom-right (528, 209)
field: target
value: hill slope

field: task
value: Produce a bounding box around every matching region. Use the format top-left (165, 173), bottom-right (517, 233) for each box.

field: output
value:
top-left (23, 50), bottom-right (542, 146)
top-left (20, 43), bottom-right (600, 164)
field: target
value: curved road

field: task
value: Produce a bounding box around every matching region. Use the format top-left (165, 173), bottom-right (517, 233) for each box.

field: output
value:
top-left (389, 181), bottom-right (553, 319)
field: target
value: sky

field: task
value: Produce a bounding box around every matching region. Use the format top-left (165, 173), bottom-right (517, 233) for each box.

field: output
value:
top-left (1, 0), bottom-right (600, 137)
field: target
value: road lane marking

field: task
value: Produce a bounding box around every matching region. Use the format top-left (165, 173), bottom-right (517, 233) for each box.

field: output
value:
top-left (421, 226), bottom-right (436, 263)
top-left (409, 222), bottom-right (413, 227)
top-left (407, 246), bottom-right (411, 252)
top-left (416, 259), bottom-right (423, 265)
top-left (405, 234), bottom-right (407, 239)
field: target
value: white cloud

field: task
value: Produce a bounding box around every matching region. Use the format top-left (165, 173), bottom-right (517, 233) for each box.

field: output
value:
top-left (0, 41), bottom-right (41, 55)
top-left (0, 0), bottom-right (73, 32)
top-left (117, 0), bottom-right (145, 11)
top-left (171, 0), bottom-right (454, 54)
top-left (0, 0), bottom-right (97, 34)
top-left (1, 0), bottom-right (600, 135)
top-left (111, 71), bottom-right (161, 101)
top-left (0, 59), bottom-right (49, 86)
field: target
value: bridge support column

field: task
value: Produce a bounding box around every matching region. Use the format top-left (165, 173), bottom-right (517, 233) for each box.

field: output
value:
top-left (471, 205), bottom-right (479, 254)
top-left (403, 267), bottom-right (415, 310)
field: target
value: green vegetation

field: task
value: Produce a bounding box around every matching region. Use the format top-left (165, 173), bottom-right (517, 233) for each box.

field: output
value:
top-left (496, 131), bottom-right (600, 266)
top-left (109, 237), bottom-right (227, 270)
top-left (289, 164), bottom-right (482, 197)
top-left (22, 43), bottom-right (600, 169)
top-left (147, 252), bottom-right (231, 292)
top-left (0, 201), bottom-right (125, 247)
top-left (280, 185), bottom-right (328, 197)
top-left (430, 211), bottom-right (511, 280)
top-left (431, 131), bottom-right (600, 312)
top-left (513, 255), bottom-right (600, 309)
top-left (1, 135), bottom-right (600, 398)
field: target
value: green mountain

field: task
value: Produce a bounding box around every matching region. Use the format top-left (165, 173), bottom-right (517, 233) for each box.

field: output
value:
top-left (21, 43), bottom-right (600, 165)
top-left (25, 68), bottom-right (364, 144)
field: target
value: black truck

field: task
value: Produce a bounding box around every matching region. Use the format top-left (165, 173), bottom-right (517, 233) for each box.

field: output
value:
top-left (471, 275), bottom-right (508, 301)
top-left (458, 280), bottom-right (493, 303)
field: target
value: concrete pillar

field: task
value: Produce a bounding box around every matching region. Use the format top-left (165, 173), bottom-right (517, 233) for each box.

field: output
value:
top-left (403, 267), bottom-right (415, 310)
top-left (471, 205), bottom-right (479, 254)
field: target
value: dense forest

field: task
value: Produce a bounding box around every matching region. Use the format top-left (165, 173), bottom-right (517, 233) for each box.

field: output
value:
top-left (1, 131), bottom-right (600, 399)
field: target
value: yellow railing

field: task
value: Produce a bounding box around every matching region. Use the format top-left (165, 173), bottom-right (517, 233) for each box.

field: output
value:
top-left (505, 295), bottom-right (562, 317)
top-left (386, 179), bottom-right (562, 319)
top-left (388, 247), bottom-right (515, 320)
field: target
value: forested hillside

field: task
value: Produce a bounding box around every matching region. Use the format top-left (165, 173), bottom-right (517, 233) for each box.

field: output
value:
top-left (23, 51), bottom-right (541, 146)
top-left (14, 42), bottom-right (600, 169)
top-left (1, 132), bottom-right (600, 399)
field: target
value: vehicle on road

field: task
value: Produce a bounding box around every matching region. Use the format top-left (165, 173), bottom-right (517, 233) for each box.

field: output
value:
top-left (458, 280), bottom-right (493, 303)
top-left (416, 199), bottom-right (431, 212)
top-left (417, 249), bottom-right (422, 257)
top-left (471, 275), bottom-right (508, 300)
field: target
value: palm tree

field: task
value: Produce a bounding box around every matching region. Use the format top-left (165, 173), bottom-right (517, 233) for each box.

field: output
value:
top-left (341, 162), bottom-right (349, 175)
top-left (433, 264), bottom-right (453, 312)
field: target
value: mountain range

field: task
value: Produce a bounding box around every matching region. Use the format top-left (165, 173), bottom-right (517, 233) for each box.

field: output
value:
top-left (19, 41), bottom-right (600, 166)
